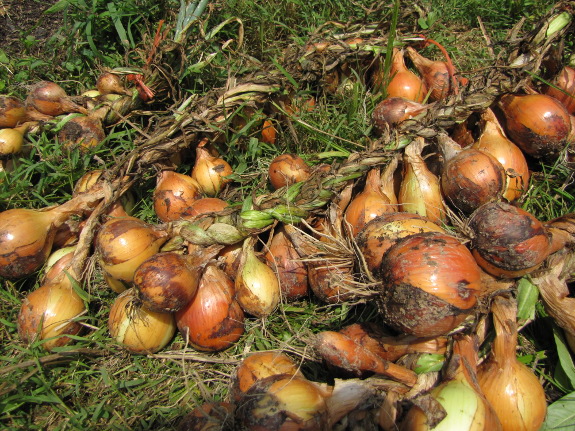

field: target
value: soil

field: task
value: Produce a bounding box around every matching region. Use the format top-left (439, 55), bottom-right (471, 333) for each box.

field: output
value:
top-left (0, 0), bottom-right (62, 55)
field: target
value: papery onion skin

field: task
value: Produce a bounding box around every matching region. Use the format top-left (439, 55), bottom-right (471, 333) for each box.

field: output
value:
top-left (231, 351), bottom-right (303, 402)
top-left (545, 66), bottom-right (575, 114)
top-left (308, 261), bottom-right (356, 304)
top-left (356, 212), bottom-right (445, 276)
top-left (441, 148), bottom-right (506, 214)
top-left (235, 373), bottom-right (328, 431)
top-left (108, 288), bottom-right (176, 354)
top-left (268, 153), bottom-right (311, 190)
top-left (26, 81), bottom-right (87, 116)
top-left (372, 97), bottom-right (427, 134)
top-left (96, 72), bottom-right (128, 95)
top-left (58, 115), bottom-right (106, 151)
top-left (381, 232), bottom-right (482, 337)
top-left (186, 197), bottom-right (228, 217)
top-left (18, 277), bottom-right (85, 351)
top-left (499, 93), bottom-right (571, 160)
top-left (153, 171), bottom-right (203, 222)
top-left (468, 201), bottom-right (552, 278)
top-left (0, 127), bottom-right (24, 156)
top-left (191, 143), bottom-right (233, 197)
top-left (175, 263), bottom-right (245, 352)
top-left (133, 252), bottom-right (202, 313)
top-left (407, 46), bottom-right (451, 101)
top-left (0, 96), bottom-right (26, 128)
top-left (385, 49), bottom-right (427, 103)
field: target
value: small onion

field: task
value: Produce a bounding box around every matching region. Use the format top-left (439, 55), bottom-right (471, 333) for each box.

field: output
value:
top-left (231, 351), bottom-right (303, 402)
top-left (96, 72), bottom-right (129, 95)
top-left (384, 48), bottom-right (427, 102)
top-left (380, 232), bottom-right (482, 337)
top-left (545, 65), bottom-right (575, 114)
top-left (356, 212), bottom-right (445, 276)
top-left (95, 217), bottom-right (168, 283)
top-left (498, 93), bottom-right (571, 159)
top-left (153, 170), bottom-right (203, 222)
top-left (235, 374), bottom-right (328, 431)
top-left (0, 126), bottom-right (25, 156)
top-left (0, 96), bottom-right (26, 128)
top-left (468, 201), bottom-right (553, 278)
top-left (235, 238), bottom-right (280, 318)
top-left (261, 119), bottom-right (277, 145)
top-left (264, 224), bottom-right (309, 301)
top-left (18, 275), bottom-right (85, 351)
top-left (268, 153), bottom-right (311, 190)
top-left (477, 295), bottom-right (547, 431)
top-left (191, 140), bottom-right (233, 197)
top-left (58, 115), bottom-right (106, 151)
top-left (175, 263), bottom-right (245, 352)
top-left (407, 46), bottom-right (451, 101)
top-left (372, 97), bottom-right (428, 135)
top-left (25, 81), bottom-right (88, 117)
top-left (108, 288), bottom-right (176, 354)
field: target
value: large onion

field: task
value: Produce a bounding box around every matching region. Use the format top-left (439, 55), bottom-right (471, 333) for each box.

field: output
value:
top-left (25, 81), bottom-right (88, 117)
top-left (380, 232), bottom-right (482, 337)
top-left (58, 115), bottom-right (106, 151)
top-left (384, 48), bottom-right (427, 102)
top-left (153, 170), bottom-right (203, 222)
top-left (191, 140), bottom-right (233, 197)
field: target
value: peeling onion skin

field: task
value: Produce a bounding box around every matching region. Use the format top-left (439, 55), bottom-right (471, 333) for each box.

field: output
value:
top-left (380, 232), bottom-right (482, 337)
top-left (468, 201), bottom-right (553, 278)
top-left (0, 96), bottom-right (26, 128)
top-left (268, 153), bottom-right (311, 190)
top-left (499, 93), bottom-right (571, 160)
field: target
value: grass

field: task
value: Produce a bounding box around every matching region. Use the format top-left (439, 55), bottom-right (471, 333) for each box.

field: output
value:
top-left (1, 0), bottom-right (574, 430)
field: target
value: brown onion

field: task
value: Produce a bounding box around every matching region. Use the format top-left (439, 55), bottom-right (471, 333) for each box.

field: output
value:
top-left (498, 93), bottom-right (571, 159)
top-left (186, 197), bottom-right (228, 217)
top-left (261, 119), bottom-right (277, 145)
top-left (95, 217), bottom-right (168, 283)
top-left (58, 115), bottom-right (106, 151)
top-left (231, 351), bottom-right (303, 402)
top-left (175, 262), bottom-right (245, 352)
top-left (0, 125), bottom-right (26, 156)
top-left (356, 212), bottom-right (445, 275)
top-left (472, 109), bottom-right (530, 201)
top-left (133, 249), bottom-right (215, 313)
top-left (191, 140), bottom-right (233, 197)
top-left (96, 72), bottom-right (129, 95)
top-left (235, 374), bottom-right (328, 431)
top-left (477, 295), bottom-right (546, 431)
top-left (407, 46), bottom-right (451, 101)
top-left (108, 288), bottom-right (176, 354)
top-left (381, 232), bottom-right (482, 337)
top-left (0, 96), bottom-right (26, 128)
top-left (439, 134), bottom-right (506, 214)
top-left (26, 81), bottom-right (88, 116)
top-left (468, 201), bottom-right (553, 278)
top-left (372, 97), bottom-right (428, 134)
top-left (545, 65), bottom-right (575, 113)
top-left (177, 402), bottom-right (234, 431)
top-left (268, 153), bottom-right (311, 190)
top-left (385, 49), bottom-right (427, 102)
top-left (344, 168), bottom-right (398, 237)
top-left (153, 170), bottom-right (203, 222)
top-left (18, 274), bottom-right (85, 351)
top-left (42, 245), bottom-right (76, 284)
top-left (264, 224), bottom-right (309, 301)
top-left (399, 137), bottom-right (446, 223)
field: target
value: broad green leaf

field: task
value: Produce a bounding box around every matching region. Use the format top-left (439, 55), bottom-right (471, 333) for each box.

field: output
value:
top-left (415, 354), bottom-right (445, 374)
top-left (517, 277), bottom-right (539, 323)
top-left (553, 325), bottom-right (575, 390)
top-left (540, 392), bottom-right (575, 430)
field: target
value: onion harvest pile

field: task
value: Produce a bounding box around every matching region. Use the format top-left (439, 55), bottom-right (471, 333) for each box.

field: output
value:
top-left (2, 1), bottom-right (575, 430)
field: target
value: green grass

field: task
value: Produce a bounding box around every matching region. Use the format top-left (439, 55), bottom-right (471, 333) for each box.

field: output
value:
top-left (1, 0), bottom-right (574, 429)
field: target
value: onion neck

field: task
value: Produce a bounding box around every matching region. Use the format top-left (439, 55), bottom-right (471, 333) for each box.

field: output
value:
top-left (437, 132), bottom-right (462, 161)
top-left (490, 295), bottom-right (518, 367)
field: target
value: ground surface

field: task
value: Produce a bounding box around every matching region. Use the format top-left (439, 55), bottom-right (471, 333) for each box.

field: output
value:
top-left (0, 0), bottom-right (61, 55)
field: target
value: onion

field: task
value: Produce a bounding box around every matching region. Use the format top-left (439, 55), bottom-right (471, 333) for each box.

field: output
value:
top-left (344, 167), bottom-right (398, 237)
top-left (153, 170), bottom-right (203, 222)
top-left (218, 242), bottom-right (243, 280)
top-left (261, 119), bottom-right (277, 145)
top-left (384, 48), bottom-right (427, 102)
top-left (477, 295), bottom-right (546, 431)
top-left (0, 126), bottom-right (25, 156)
top-left (25, 81), bottom-right (88, 116)
top-left (96, 72), bottom-right (129, 95)
top-left (186, 197), bottom-right (228, 217)
top-left (545, 65), bottom-right (575, 113)
top-left (498, 93), bottom-right (571, 159)
top-left (471, 109), bottom-right (530, 201)
top-left (399, 137), bottom-right (446, 223)
top-left (268, 153), bottom-right (311, 190)
top-left (175, 262), bottom-right (244, 351)
top-left (95, 217), bottom-right (168, 283)
top-left (401, 335), bottom-right (502, 431)
top-left (108, 288), bottom-right (176, 354)
top-left (231, 351), bottom-right (303, 402)
top-left (0, 96), bottom-right (26, 128)
top-left (372, 97), bottom-right (428, 134)
top-left (468, 201), bottom-right (553, 278)
top-left (103, 272), bottom-right (128, 294)
top-left (406, 47), bottom-right (451, 101)
top-left (235, 237), bottom-right (280, 317)
top-left (191, 140), bottom-right (233, 197)
top-left (58, 115), bottom-right (106, 151)
top-left (18, 274), bottom-right (86, 351)
top-left (356, 212), bottom-right (445, 275)
top-left (235, 374), bottom-right (328, 431)
top-left (42, 245), bottom-right (76, 284)
top-left (380, 232), bottom-right (482, 337)
top-left (439, 133), bottom-right (506, 214)
top-left (133, 248), bottom-right (216, 313)
top-left (264, 224), bottom-right (309, 301)
top-left (177, 402), bottom-right (234, 431)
